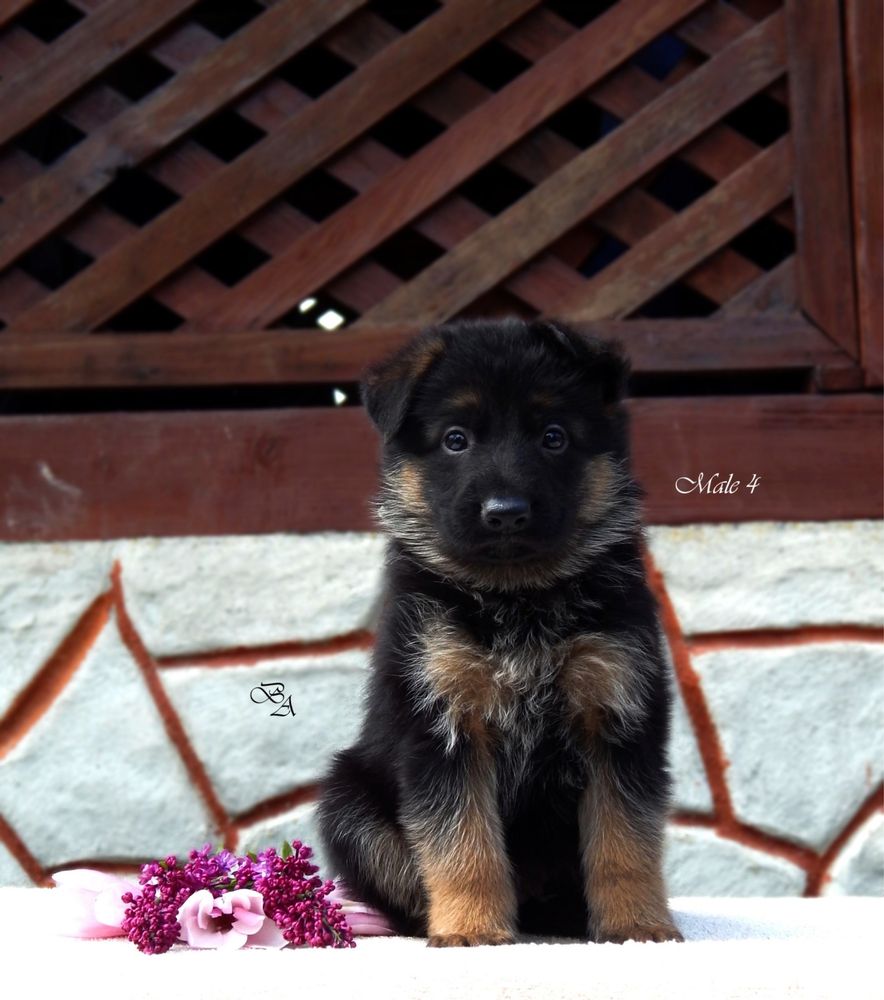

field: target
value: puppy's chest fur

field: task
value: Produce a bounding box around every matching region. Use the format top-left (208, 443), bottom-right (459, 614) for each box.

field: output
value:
top-left (412, 594), bottom-right (648, 800)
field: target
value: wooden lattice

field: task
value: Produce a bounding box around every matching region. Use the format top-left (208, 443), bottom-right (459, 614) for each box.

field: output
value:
top-left (0, 0), bottom-right (880, 538)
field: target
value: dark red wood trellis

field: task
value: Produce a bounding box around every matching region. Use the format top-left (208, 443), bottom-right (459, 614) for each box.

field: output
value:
top-left (0, 0), bottom-right (880, 539)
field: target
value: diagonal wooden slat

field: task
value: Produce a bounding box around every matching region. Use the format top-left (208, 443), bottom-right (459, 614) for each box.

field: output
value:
top-left (717, 257), bottom-right (797, 317)
top-left (323, 8), bottom-right (764, 310)
top-left (358, 13), bottom-right (786, 325)
top-left (556, 137), bottom-right (793, 319)
top-left (182, 0), bottom-right (707, 329)
top-left (676, 0), bottom-right (788, 104)
top-left (0, 0), bottom-right (34, 32)
top-left (12, 0), bottom-right (543, 333)
top-left (37, 67), bottom-right (406, 324)
top-left (0, 0), bottom-right (370, 273)
top-left (154, 36), bottom-right (584, 321)
top-left (0, 0), bottom-right (199, 147)
top-left (505, 5), bottom-right (793, 232)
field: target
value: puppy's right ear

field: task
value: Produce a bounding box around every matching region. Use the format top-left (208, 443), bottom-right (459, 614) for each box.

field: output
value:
top-left (360, 330), bottom-right (446, 441)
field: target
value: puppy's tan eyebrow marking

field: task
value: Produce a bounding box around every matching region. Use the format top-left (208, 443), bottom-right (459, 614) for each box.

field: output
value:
top-left (530, 392), bottom-right (560, 408)
top-left (446, 389), bottom-right (482, 409)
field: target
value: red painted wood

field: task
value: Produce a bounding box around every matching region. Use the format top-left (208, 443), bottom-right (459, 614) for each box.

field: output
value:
top-left (0, 318), bottom-right (843, 388)
top-left (785, 0), bottom-right (860, 357)
top-left (844, 0), bottom-right (884, 385)
top-left (0, 395), bottom-right (879, 540)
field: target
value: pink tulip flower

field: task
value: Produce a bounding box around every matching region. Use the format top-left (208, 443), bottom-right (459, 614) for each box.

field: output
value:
top-left (51, 869), bottom-right (141, 938)
top-left (327, 881), bottom-right (395, 936)
top-left (176, 889), bottom-right (287, 949)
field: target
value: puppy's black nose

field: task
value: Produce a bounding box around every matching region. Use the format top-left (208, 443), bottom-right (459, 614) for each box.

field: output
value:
top-left (481, 496), bottom-right (532, 533)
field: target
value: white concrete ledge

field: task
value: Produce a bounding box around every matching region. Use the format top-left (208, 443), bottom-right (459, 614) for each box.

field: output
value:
top-left (3, 890), bottom-right (878, 999)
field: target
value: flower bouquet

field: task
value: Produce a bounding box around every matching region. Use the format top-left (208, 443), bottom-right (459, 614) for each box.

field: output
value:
top-left (51, 840), bottom-right (393, 953)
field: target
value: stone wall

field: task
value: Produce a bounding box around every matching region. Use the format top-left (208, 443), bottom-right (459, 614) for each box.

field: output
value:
top-left (1, 522), bottom-right (881, 896)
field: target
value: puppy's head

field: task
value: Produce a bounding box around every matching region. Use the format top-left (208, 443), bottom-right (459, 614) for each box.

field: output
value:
top-left (362, 318), bottom-right (641, 591)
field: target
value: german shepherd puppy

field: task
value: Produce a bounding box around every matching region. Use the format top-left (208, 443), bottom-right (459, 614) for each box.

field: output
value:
top-left (318, 318), bottom-right (682, 946)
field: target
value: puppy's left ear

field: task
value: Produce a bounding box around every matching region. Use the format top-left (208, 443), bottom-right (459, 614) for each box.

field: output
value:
top-left (531, 320), bottom-right (630, 406)
top-left (361, 329), bottom-right (446, 440)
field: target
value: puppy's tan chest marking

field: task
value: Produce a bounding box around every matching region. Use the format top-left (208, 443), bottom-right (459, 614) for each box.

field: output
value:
top-left (421, 625), bottom-right (519, 734)
top-left (421, 624), bottom-right (644, 741)
top-left (558, 634), bottom-right (648, 737)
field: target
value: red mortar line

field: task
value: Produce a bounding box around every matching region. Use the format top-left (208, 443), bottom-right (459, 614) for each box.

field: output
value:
top-left (807, 785), bottom-right (884, 896)
top-left (0, 592), bottom-right (112, 760)
top-left (645, 551), bottom-right (735, 823)
top-left (669, 812), bottom-right (818, 878)
top-left (157, 631), bottom-right (375, 669)
top-left (688, 625), bottom-right (884, 656)
top-left (232, 783), bottom-right (320, 830)
top-left (645, 550), bottom-right (830, 889)
top-left (0, 813), bottom-right (49, 887)
top-left (111, 561), bottom-right (237, 851)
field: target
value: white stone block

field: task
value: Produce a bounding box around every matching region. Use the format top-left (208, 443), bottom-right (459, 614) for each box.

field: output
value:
top-left (665, 825), bottom-right (806, 895)
top-left (0, 617), bottom-right (216, 868)
top-left (824, 812), bottom-right (884, 897)
top-left (648, 521), bottom-right (884, 634)
top-left (117, 533), bottom-right (386, 656)
top-left (160, 650), bottom-right (369, 815)
top-left (695, 642), bottom-right (884, 851)
top-left (0, 541), bottom-right (115, 717)
top-left (670, 681), bottom-right (714, 814)
top-left (236, 802), bottom-right (331, 875)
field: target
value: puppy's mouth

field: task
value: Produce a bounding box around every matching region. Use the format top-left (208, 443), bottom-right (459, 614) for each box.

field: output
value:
top-left (470, 539), bottom-right (544, 564)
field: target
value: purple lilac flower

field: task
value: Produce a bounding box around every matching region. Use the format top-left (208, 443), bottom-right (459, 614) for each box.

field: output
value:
top-left (121, 857), bottom-right (192, 955)
top-left (181, 844), bottom-right (252, 893)
top-left (253, 843), bottom-right (354, 948)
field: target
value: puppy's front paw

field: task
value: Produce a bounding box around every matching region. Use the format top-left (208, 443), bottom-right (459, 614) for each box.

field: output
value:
top-left (427, 931), bottom-right (514, 947)
top-left (594, 922), bottom-right (684, 944)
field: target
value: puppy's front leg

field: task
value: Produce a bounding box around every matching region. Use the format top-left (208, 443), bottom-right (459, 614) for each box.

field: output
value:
top-left (580, 756), bottom-right (683, 944)
top-left (403, 728), bottom-right (516, 947)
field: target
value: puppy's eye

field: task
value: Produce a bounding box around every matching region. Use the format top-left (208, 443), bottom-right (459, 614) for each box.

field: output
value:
top-left (542, 425), bottom-right (567, 451)
top-left (442, 428), bottom-right (470, 453)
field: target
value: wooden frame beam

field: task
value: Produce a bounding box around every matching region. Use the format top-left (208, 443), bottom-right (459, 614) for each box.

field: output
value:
top-left (0, 318), bottom-right (845, 389)
top-left (0, 395), bottom-right (879, 540)
top-left (785, 0), bottom-right (860, 357)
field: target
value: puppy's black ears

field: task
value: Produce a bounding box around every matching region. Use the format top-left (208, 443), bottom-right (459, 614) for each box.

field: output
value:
top-left (361, 329), bottom-right (446, 440)
top-left (530, 320), bottom-right (630, 406)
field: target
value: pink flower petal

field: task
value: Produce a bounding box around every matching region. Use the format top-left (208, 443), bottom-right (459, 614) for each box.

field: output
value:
top-left (177, 889), bottom-right (271, 950)
top-left (93, 882), bottom-right (139, 928)
top-left (349, 922), bottom-right (396, 936)
top-left (231, 907), bottom-right (264, 934)
top-left (51, 869), bottom-right (126, 893)
top-left (217, 930), bottom-right (249, 950)
top-left (246, 918), bottom-right (288, 949)
top-left (52, 892), bottom-right (126, 939)
top-left (50, 869), bottom-right (137, 938)
top-left (178, 890), bottom-right (221, 947)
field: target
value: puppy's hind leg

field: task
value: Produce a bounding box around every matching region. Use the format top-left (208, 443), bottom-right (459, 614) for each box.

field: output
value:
top-left (318, 747), bottom-right (425, 933)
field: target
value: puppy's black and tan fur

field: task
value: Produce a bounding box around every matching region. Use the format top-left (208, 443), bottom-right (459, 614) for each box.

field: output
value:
top-left (318, 318), bottom-right (682, 946)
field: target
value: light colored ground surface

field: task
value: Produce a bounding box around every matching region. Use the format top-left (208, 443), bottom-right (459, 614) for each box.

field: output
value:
top-left (2, 890), bottom-right (879, 1000)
